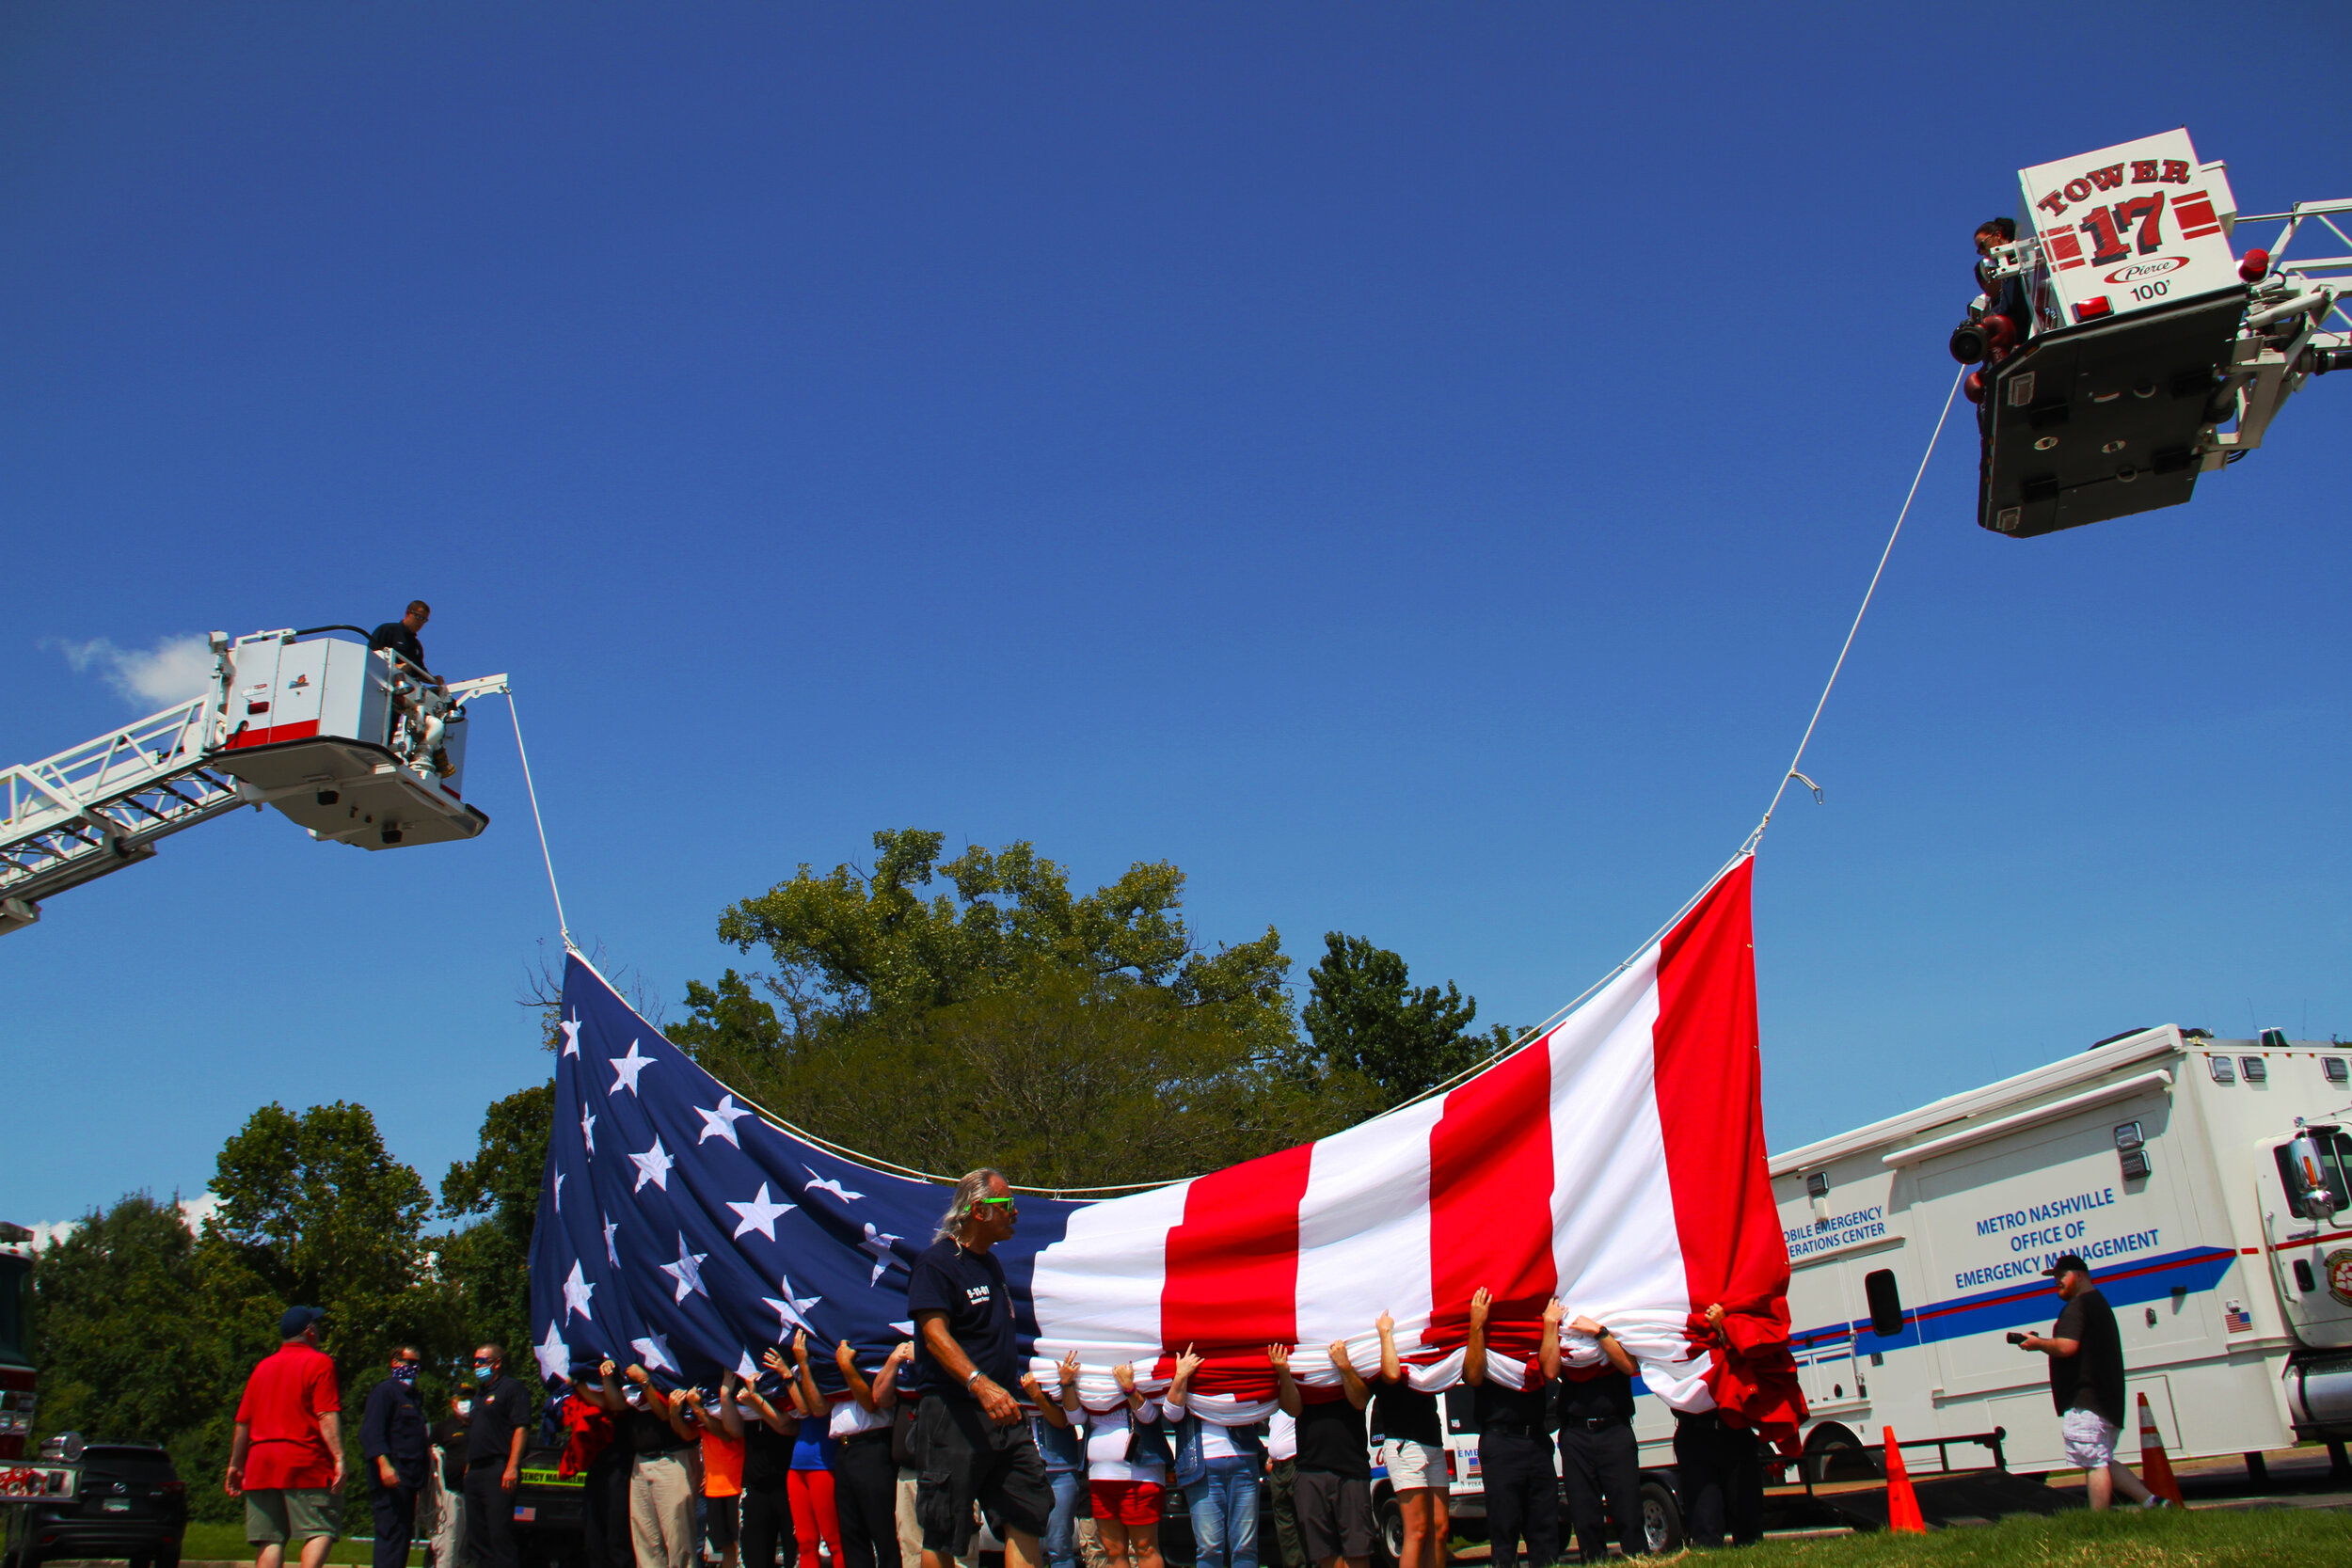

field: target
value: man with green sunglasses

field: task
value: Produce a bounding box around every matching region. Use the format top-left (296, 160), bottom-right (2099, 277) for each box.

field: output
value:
top-left (909, 1169), bottom-right (1053, 1568)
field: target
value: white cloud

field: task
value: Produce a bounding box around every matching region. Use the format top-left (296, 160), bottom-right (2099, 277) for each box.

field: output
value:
top-left (19, 1193), bottom-right (219, 1253)
top-left (53, 633), bottom-right (215, 708)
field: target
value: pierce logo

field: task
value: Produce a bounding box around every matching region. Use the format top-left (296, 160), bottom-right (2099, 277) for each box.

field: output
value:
top-left (2105, 257), bottom-right (2187, 285)
top-left (2328, 1248), bottom-right (2352, 1308)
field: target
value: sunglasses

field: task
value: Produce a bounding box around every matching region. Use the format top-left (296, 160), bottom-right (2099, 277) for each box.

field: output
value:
top-left (976, 1196), bottom-right (1017, 1208)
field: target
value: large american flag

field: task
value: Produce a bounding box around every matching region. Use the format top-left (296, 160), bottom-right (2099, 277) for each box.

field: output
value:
top-left (530, 860), bottom-right (1794, 1428)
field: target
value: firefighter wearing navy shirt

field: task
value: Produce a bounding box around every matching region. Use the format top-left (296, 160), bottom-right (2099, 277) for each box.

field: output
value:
top-left (369, 601), bottom-right (432, 673)
top-left (908, 1168), bottom-right (1054, 1568)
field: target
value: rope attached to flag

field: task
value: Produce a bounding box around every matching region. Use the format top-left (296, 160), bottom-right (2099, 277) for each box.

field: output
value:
top-left (501, 688), bottom-right (574, 953)
top-left (1744, 366), bottom-right (1966, 854)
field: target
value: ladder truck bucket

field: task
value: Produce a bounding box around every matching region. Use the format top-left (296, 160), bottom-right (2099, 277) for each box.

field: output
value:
top-left (1963, 127), bottom-right (2345, 537)
top-left (205, 627), bottom-right (491, 848)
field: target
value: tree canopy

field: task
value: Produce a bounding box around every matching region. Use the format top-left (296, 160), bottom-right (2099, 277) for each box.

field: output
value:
top-left (1300, 932), bottom-right (1518, 1103)
top-left (675, 831), bottom-right (1516, 1187)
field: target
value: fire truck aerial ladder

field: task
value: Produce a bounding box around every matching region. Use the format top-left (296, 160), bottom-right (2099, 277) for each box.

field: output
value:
top-left (0, 626), bottom-right (507, 934)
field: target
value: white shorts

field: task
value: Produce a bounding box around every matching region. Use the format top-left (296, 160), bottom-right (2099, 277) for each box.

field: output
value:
top-left (2061, 1406), bottom-right (2120, 1468)
top-left (1379, 1439), bottom-right (1446, 1491)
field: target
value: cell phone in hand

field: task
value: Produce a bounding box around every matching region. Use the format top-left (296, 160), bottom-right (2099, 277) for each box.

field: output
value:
top-left (2005, 1332), bottom-right (2027, 1346)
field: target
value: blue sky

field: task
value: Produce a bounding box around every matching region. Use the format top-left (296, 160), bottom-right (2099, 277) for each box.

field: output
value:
top-left (6, 4), bottom-right (2348, 1228)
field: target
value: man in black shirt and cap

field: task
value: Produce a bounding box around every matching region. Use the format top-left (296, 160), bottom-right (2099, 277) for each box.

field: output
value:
top-left (359, 1347), bottom-right (430, 1568)
top-left (462, 1344), bottom-right (534, 1568)
top-left (2018, 1256), bottom-right (2163, 1511)
top-left (1544, 1315), bottom-right (1642, 1562)
top-left (909, 1168), bottom-right (1053, 1568)
top-left (369, 603), bottom-right (433, 673)
top-left (1466, 1290), bottom-right (1559, 1568)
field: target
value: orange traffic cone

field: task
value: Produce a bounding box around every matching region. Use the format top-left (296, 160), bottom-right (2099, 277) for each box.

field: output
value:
top-left (1882, 1426), bottom-right (1927, 1533)
top-left (2136, 1393), bottom-right (2185, 1505)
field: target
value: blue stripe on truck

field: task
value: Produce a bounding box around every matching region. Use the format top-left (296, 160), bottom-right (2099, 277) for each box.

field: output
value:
top-left (1787, 1243), bottom-right (2239, 1354)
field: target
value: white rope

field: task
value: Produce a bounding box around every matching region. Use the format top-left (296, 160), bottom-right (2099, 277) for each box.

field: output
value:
top-left (502, 689), bottom-right (573, 951)
top-left (1744, 366), bottom-right (1964, 853)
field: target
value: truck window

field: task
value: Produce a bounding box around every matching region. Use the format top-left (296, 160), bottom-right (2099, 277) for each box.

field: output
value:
top-left (1864, 1269), bottom-right (1905, 1338)
top-left (2275, 1130), bottom-right (2352, 1218)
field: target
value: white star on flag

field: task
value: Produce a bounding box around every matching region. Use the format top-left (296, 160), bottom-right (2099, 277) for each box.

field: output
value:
top-left (696, 1094), bottom-right (755, 1148)
top-left (629, 1137), bottom-right (675, 1193)
top-left (630, 1333), bottom-right (677, 1374)
top-left (727, 1183), bottom-right (795, 1241)
top-left (603, 1215), bottom-right (621, 1267)
top-left (581, 1105), bottom-right (596, 1156)
top-left (763, 1275), bottom-right (819, 1336)
top-left (609, 1040), bottom-right (653, 1096)
top-left (890, 1321), bottom-right (914, 1338)
top-left (553, 1171), bottom-right (565, 1212)
top-left (536, 1320), bottom-right (569, 1382)
top-left (860, 1222), bottom-right (902, 1285)
top-left (737, 1352), bottom-right (759, 1381)
top-left (804, 1171), bottom-right (864, 1202)
top-left (660, 1235), bottom-right (710, 1303)
top-left (563, 1262), bottom-right (596, 1323)
top-left (560, 1013), bottom-right (581, 1058)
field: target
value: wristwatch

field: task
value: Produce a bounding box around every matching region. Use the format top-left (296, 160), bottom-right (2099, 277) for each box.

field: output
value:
top-left (966, 1368), bottom-right (985, 1388)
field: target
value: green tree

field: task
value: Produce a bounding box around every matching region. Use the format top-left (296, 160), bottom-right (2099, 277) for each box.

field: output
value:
top-left (676, 830), bottom-right (1345, 1187)
top-left (1301, 932), bottom-right (1518, 1104)
top-left (439, 1083), bottom-right (554, 1364)
top-left (29, 1194), bottom-right (222, 1450)
top-left (707, 829), bottom-right (1290, 1036)
top-left (199, 1101), bottom-right (455, 1399)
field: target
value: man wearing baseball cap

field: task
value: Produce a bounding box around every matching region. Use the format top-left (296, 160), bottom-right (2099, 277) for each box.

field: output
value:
top-left (226, 1307), bottom-right (347, 1568)
top-left (2015, 1258), bottom-right (2163, 1511)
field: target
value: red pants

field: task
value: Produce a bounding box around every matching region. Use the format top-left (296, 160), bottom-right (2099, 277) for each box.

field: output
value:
top-left (789, 1468), bottom-right (842, 1564)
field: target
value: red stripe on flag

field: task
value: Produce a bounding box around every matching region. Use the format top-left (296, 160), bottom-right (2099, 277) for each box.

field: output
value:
top-left (1423, 1032), bottom-right (1557, 1355)
top-left (1650, 858), bottom-right (1786, 1312)
top-left (1160, 1142), bottom-right (1313, 1360)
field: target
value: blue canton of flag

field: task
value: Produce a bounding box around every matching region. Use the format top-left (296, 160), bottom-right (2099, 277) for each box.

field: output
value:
top-left (529, 953), bottom-right (1079, 1396)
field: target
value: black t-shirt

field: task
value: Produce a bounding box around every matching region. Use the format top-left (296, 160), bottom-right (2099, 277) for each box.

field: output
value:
top-left (741, 1422), bottom-right (795, 1491)
top-left (907, 1239), bottom-right (1017, 1402)
top-left (466, 1374), bottom-right (533, 1467)
top-left (628, 1404), bottom-right (691, 1456)
top-left (1472, 1376), bottom-right (1550, 1435)
top-left (430, 1416), bottom-right (469, 1489)
top-left (2050, 1289), bottom-right (2127, 1427)
top-left (1371, 1382), bottom-right (1441, 1446)
top-left (1295, 1397), bottom-right (1369, 1479)
top-left (369, 622), bottom-right (427, 670)
top-left (1555, 1368), bottom-right (1636, 1426)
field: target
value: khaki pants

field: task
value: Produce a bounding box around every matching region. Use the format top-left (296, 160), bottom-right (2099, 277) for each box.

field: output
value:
top-left (631, 1451), bottom-right (697, 1568)
top-left (427, 1460), bottom-right (466, 1568)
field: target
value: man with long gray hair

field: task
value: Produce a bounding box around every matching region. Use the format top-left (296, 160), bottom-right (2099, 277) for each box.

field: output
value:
top-left (908, 1169), bottom-right (1053, 1568)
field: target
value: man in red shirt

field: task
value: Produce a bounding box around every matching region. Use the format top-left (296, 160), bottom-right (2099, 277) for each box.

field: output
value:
top-left (226, 1306), bottom-right (347, 1568)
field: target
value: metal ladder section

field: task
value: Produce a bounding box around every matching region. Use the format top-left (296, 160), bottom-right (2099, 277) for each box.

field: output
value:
top-left (0, 693), bottom-right (241, 930)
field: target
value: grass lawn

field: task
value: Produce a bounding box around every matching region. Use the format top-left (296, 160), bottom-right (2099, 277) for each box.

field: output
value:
top-left (176, 1522), bottom-right (424, 1564)
top-left (1729, 1504), bottom-right (2352, 1566)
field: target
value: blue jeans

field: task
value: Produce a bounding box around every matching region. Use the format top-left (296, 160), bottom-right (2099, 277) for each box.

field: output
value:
top-left (1043, 1469), bottom-right (1084, 1568)
top-left (1184, 1457), bottom-right (1259, 1568)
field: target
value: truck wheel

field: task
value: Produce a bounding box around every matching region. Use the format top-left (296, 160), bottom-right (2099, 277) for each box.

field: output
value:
top-left (1639, 1479), bottom-right (1682, 1555)
top-left (1804, 1423), bottom-right (1879, 1484)
top-left (1373, 1495), bottom-right (1404, 1568)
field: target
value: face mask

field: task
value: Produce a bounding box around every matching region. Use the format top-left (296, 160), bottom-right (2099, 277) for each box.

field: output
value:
top-left (472, 1365), bottom-right (494, 1384)
top-left (392, 1364), bottom-right (420, 1386)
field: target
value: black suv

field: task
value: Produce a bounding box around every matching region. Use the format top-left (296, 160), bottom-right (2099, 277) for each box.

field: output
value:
top-left (5, 1440), bottom-right (185, 1568)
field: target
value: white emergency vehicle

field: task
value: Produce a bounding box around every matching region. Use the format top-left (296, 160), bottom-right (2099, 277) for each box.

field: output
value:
top-left (1752, 1025), bottom-right (2352, 1481)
